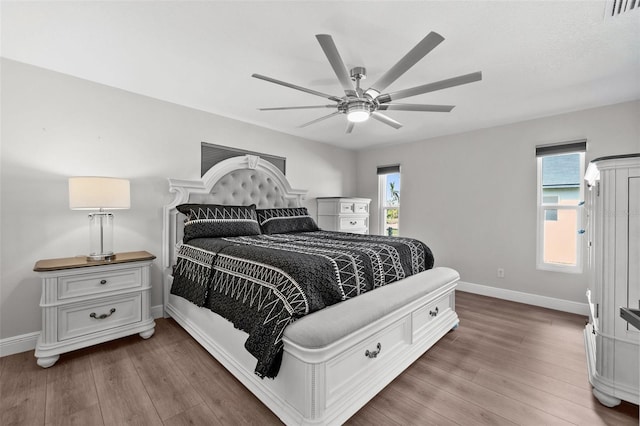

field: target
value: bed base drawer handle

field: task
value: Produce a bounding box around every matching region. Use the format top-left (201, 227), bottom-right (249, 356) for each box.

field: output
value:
top-left (90, 308), bottom-right (116, 320)
top-left (365, 342), bottom-right (382, 359)
top-left (429, 307), bottom-right (439, 317)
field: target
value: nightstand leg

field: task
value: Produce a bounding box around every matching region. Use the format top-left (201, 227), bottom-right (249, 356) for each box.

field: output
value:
top-left (139, 327), bottom-right (155, 339)
top-left (36, 354), bottom-right (59, 368)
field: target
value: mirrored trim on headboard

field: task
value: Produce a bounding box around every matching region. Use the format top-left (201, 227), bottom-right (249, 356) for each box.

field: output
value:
top-left (162, 154), bottom-right (307, 269)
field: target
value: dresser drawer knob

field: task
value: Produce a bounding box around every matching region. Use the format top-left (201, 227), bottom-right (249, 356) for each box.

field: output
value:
top-left (429, 307), bottom-right (439, 317)
top-left (90, 308), bottom-right (116, 320)
top-left (350, 221), bottom-right (357, 225)
top-left (365, 342), bottom-right (382, 359)
top-left (99, 279), bottom-right (108, 285)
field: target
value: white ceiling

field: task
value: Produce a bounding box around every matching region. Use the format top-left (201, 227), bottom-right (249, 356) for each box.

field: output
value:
top-left (2, 1), bottom-right (639, 150)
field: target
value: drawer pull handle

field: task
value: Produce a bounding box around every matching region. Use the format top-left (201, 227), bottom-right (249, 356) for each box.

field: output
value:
top-left (90, 308), bottom-right (116, 320)
top-left (429, 307), bottom-right (439, 317)
top-left (99, 279), bottom-right (107, 285)
top-left (350, 221), bottom-right (357, 225)
top-left (365, 342), bottom-right (382, 359)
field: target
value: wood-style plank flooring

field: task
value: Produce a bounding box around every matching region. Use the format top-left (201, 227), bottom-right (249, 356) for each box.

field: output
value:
top-left (1, 291), bottom-right (638, 425)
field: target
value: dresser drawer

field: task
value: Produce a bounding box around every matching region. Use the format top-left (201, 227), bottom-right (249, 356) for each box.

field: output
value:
top-left (412, 293), bottom-right (453, 337)
top-left (326, 316), bottom-right (411, 406)
top-left (58, 294), bottom-right (142, 341)
top-left (340, 202), bottom-right (355, 214)
top-left (353, 202), bottom-right (369, 214)
top-left (58, 268), bottom-right (142, 300)
top-left (340, 217), bottom-right (367, 231)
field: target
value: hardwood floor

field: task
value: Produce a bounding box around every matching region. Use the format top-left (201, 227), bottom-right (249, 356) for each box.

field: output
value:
top-left (1, 291), bottom-right (638, 425)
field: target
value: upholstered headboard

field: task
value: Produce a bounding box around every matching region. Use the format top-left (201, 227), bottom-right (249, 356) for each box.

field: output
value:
top-left (162, 154), bottom-right (307, 269)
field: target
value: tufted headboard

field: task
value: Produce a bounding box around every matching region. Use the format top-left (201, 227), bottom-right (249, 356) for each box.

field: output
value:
top-left (162, 154), bottom-right (307, 269)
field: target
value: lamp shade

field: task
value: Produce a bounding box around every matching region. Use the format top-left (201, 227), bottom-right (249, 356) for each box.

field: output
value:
top-left (69, 177), bottom-right (130, 210)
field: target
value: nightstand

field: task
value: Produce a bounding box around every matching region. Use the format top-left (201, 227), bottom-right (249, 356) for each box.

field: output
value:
top-left (33, 251), bottom-right (156, 368)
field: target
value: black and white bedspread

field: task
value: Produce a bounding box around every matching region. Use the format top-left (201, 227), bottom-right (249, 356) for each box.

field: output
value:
top-left (171, 231), bottom-right (434, 378)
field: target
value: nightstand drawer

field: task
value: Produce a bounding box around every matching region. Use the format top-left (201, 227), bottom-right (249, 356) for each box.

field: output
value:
top-left (58, 294), bottom-right (142, 341)
top-left (58, 268), bottom-right (142, 300)
top-left (340, 217), bottom-right (367, 230)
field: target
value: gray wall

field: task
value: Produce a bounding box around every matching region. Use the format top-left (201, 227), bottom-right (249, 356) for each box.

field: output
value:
top-left (356, 100), bottom-right (640, 304)
top-left (0, 59), bottom-right (357, 340)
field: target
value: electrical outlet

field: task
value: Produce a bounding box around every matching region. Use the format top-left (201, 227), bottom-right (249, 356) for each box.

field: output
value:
top-left (497, 268), bottom-right (505, 278)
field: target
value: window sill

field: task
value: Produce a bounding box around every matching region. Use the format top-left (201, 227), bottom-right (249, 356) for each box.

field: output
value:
top-left (536, 263), bottom-right (583, 274)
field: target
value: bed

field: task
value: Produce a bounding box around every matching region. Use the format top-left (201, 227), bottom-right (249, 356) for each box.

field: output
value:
top-left (162, 154), bottom-right (460, 425)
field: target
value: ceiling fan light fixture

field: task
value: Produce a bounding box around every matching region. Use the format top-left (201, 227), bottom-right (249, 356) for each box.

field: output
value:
top-left (346, 101), bottom-right (371, 123)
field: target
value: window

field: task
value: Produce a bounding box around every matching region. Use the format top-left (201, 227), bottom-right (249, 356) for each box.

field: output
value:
top-left (377, 165), bottom-right (400, 236)
top-left (536, 140), bottom-right (586, 273)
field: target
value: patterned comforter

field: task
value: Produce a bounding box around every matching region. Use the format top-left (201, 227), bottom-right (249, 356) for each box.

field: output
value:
top-left (170, 231), bottom-right (434, 378)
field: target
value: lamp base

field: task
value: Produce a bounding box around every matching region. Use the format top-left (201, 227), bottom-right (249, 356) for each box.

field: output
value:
top-left (87, 212), bottom-right (115, 262)
top-left (87, 253), bottom-right (116, 262)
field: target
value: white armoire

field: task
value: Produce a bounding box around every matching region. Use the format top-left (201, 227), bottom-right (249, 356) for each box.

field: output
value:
top-left (584, 154), bottom-right (640, 407)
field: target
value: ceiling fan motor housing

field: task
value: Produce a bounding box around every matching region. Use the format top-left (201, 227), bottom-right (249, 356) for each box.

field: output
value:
top-left (350, 67), bottom-right (367, 81)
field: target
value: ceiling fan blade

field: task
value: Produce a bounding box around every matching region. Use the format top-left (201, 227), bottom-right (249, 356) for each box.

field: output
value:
top-left (371, 112), bottom-right (403, 129)
top-left (252, 73), bottom-right (342, 102)
top-left (368, 32), bottom-right (445, 96)
top-left (345, 121), bottom-right (355, 134)
top-left (298, 111), bottom-right (342, 128)
top-left (378, 71), bottom-right (482, 103)
top-left (259, 105), bottom-right (336, 111)
top-left (316, 34), bottom-right (356, 97)
top-left (378, 103), bottom-right (455, 112)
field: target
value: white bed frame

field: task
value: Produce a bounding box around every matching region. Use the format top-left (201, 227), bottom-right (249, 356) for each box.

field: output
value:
top-left (162, 155), bottom-right (460, 425)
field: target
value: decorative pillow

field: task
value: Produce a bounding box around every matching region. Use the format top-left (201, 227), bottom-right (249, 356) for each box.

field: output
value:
top-left (256, 207), bottom-right (319, 234)
top-left (177, 204), bottom-right (261, 242)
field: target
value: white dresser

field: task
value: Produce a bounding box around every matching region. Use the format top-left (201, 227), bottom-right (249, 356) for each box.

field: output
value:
top-left (317, 197), bottom-right (371, 234)
top-left (34, 251), bottom-right (156, 367)
top-left (584, 154), bottom-right (640, 407)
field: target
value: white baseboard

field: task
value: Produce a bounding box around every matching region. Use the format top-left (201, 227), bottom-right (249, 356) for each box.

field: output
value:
top-left (151, 304), bottom-right (165, 319)
top-left (0, 305), bottom-right (166, 358)
top-left (0, 331), bottom-right (40, 357)
top-left (457, 281), bottom-right (589, 316)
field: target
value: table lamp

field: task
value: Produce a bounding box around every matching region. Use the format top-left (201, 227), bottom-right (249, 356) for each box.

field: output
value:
top-left (68, 177), bottom-right (130, 261)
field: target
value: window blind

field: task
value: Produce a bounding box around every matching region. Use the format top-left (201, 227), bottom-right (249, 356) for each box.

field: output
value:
top-left (535, 139), bottom-right (587, 157)
top-left (377, 164), bottom-right (401, 175)
top-left (201, 142), bottom-right (286, 176)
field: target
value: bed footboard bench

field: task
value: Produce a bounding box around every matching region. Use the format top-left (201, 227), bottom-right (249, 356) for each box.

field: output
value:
top-left (166, 266), bottom-right (459, 425)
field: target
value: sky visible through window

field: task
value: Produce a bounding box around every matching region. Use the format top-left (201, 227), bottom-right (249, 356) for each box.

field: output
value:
top-left (382, 172), bottom-right (401, 236)
top-left (385, 173), bottom-right (400, 204)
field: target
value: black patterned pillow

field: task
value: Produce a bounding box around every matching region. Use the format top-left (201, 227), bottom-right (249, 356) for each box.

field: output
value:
top-left (177, 204), bottom-right (261, 242)
top-left (256, 207), bottom-right (319, 234)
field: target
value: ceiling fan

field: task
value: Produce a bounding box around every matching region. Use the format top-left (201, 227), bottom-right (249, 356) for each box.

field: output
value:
top-left (252, 32), bottom-right (482, 133)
